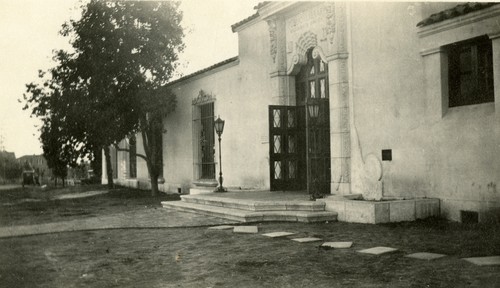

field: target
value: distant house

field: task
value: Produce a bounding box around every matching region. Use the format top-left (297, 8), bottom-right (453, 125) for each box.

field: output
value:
top-left (0, 150), bottom-right (17, 182)
top-left (103, 2), bottom-right (500, 223)
top-left (0, 151), bottom-right (16, 161)
top-left (17, 154), bottom-right (52, 179)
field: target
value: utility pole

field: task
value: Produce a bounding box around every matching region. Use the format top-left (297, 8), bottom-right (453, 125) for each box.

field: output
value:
top-left (0, 132), bottom-right (4, 152)
top-left (0, 132), bottom-right (4, 184)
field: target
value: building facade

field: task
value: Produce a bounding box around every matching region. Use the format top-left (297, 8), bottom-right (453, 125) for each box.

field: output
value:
top-left (103, 2), bottom-right (500, 222)
top-left (17, 154), bottom-right (52, 179)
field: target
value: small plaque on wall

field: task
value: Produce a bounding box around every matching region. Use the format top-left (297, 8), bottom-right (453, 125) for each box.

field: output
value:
top-left (382, 149), bottom-right (392, 161)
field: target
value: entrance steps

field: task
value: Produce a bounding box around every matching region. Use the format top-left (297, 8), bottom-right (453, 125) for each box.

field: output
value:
top-left (161, 194), bottom-right (337, 223)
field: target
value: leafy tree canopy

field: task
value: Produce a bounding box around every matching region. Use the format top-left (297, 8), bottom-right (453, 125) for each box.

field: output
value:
top-left (23, 1), bottom-right (185, 194)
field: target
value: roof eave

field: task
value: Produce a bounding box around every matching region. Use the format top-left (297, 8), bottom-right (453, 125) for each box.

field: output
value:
top-left (418, 4), bottom-right (500, 38)
top-left (231, 12), bottom-right (260, 33)
top-left (167, 57), bottom-right (239, 87)
top-left (417, 2), bottom-right (499, 27)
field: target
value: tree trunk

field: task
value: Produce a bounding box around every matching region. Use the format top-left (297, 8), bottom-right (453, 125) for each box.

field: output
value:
top-left (150, 175), bottom-right (159, 197)
top-left (54, 177), bottom-right (57, 187)
top-left (62, 177), bottom-right (65, 187)
top-left (92, 146), bottom-right (102, 179)
top-left (103, 146), bottom-right (114, 189)
top-left (141, 129), bottom-right (159, 197)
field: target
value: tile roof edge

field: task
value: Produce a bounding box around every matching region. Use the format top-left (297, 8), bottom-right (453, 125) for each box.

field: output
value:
top-left (231, 12), bottom-right (260, 32)
top-left (254, 1), bottom-right (271, 10)
top-left (167, 56), bottom-right (239, 86)
top-left (417, 2), bottom-right (499, 27)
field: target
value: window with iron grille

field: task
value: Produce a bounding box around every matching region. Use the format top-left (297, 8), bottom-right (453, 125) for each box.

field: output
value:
top-left (448, 35), bottom-right (494, 107)
top-left (198, 102), bottom-right (215, 179)
top-left (158, 134), bottom-right (163, 178)
top-left (111, 146), bottom-right (118, 179)
top-left (129, 136), bottom-right (137, 178)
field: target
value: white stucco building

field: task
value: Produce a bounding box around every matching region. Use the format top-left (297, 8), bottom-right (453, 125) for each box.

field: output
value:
top-left (103, 2), bottom-right (500, 223)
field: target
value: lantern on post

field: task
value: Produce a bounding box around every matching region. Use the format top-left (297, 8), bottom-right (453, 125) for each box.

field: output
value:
top-left (307, 103), bottom-right (320, 200)
top-left (307, 103), bottom-right (319, 119)
top-left (214, 116), bottom-right (226, 192)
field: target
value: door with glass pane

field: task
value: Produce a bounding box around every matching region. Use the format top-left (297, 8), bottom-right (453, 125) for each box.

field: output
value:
top-left (268, 106), bottom-right (306, 191)
top-left (296, 49), bottom-right (331, 198)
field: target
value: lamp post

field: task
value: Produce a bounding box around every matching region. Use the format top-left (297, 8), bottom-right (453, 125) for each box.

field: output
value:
top-left (307, 103), bottom-right (320, 200)
top-left (214, 116), bottom-right (226, 192)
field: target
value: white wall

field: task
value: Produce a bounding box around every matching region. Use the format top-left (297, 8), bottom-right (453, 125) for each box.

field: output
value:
top-left (162, 19), bottom-right (274, 192)
top-left (349, 2), bottom-right (500, 221)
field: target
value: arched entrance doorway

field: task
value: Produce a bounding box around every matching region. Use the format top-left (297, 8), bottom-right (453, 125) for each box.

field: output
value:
top-left (269, 48), bottom-right (331, 199)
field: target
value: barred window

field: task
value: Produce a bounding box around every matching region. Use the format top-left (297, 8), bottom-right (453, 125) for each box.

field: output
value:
top-left (129, 136), bottom-right (137, 178)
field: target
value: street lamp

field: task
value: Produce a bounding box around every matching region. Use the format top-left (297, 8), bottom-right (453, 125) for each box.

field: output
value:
top-left (214, 116), bottom-right (226, 192)
top-left (307, 103), bottom-right (319, 119)
top-left (307, 103), bottom-right (320, 200)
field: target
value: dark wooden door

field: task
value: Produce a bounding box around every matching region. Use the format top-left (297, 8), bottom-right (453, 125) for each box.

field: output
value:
top-left (269, 105), bottom-right (306, 191)
top-left (296, 49), bottom-right (331, 198)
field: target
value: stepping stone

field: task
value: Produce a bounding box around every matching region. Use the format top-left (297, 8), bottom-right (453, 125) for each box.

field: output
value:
top-left (208, 225), bottom-right (234, 230)
top-left (291, 237), bottom-right (322, 243)
top-left (358, 246), bottom-right (398, 255)
top-left (405, 252), bottom-right (446, 261)
top-left (262, 232), bottom-right (296, 238)
top-left (463, 256), bottom-right (500, 266)
top-left (322, 241), bottom-right (353, 249)
top-left (233, 226), bottom-right (258, 234)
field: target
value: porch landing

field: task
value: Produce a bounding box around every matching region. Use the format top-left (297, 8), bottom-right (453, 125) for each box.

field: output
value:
top-left (161, 190), bottom-right (337, 223)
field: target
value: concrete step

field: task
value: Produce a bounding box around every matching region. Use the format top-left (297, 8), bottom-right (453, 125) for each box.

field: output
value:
top-left (189, 187), bottom-right (215, 195)
top-left (161, 201), bottom-right (338, 223)
top-left (180, 194), bottom-right (326, 212)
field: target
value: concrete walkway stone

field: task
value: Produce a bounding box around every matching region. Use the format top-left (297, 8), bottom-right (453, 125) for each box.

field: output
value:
top-left (52, 190), bottom-right (109, 200)
top-left (322, 241), bottom-right (353, 249)
top-left (291, 237), bottom-right (322, 243)
top-left (358, 247), bottom-right (398, 255)
top-left (463, 256), bottom-right (500, 266)
top-left (208, 225), bottom-right (234, 230)
top-left (405, 252), bottom-right (446, 261)
top-left (234, 226), bottom-right (258, 233)
top-left (0, 209), bottom-right (237, 238)
top-left (0, 184), bottom-right (21, 191)
top-left (262, 232), bottom-right (295, 238)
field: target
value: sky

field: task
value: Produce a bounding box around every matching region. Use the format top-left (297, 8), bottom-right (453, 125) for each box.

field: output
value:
top-left (0, 0), bottom-right (259, 157)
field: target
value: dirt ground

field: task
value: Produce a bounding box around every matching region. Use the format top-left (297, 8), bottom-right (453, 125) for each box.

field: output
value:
top-left (0, 185), bottom-right (499, 287)
top-left (0, 221), bottom-right (499, 288)
top-left (0, 184), bottom-right (179, 226)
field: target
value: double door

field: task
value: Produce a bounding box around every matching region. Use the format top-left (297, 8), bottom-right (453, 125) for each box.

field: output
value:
top-left (269, 49), bottom-right (331, 197)
top-left (268, 102), bottom-right (330, 196)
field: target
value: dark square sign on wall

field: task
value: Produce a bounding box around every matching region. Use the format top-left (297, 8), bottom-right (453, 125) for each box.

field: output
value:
top-left (382, 149), bottom-right (392, 161)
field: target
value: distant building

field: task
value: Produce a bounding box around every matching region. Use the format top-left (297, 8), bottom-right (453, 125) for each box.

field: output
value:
top-left (17, 154), bottom-right (52, 178)
top-left (0, 150), bottom-right (17, 182)
top-left (0, 151), bottom-right (16, 161)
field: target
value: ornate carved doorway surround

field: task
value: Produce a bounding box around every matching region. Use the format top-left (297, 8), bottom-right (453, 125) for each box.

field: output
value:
top-left (265, 2), bottom-right (352, 195)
